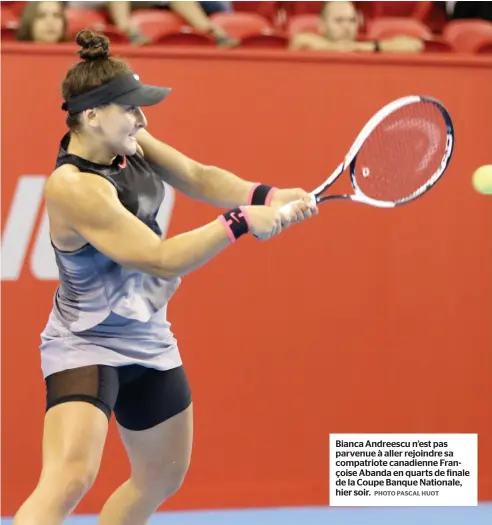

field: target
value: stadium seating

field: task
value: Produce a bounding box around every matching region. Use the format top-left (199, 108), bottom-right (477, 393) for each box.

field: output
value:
top-left (232, 1), bottom-right (280, 26)
top-left (366, 17), bottom-right (452, 52)
top-left (64, 8), bottom-right (127, 43)
top-left (281, 1), bottom-right (325, 16)
top-left (1, 0), bottom-right (491, 54)
top-left (443, 20), bottom-right (492, 53)
top-left (65, 8), bottom-right (106, 35)
top-left (357, 1), bottom-right (446, 33)
top-left (130, 10), bottom-right (214, 46)
top-left (1, 7), bottom-right (18, 41)
top-left (1, 1), bottom-right (26, 17)
top-left (286, 15), bottom-right (320, 38)
top-left (364, 1), bottom-right (434, 20)
top-left (211, 12), bottom-right (287, 48)
top-left (367, 17), bottom-right (433, 40)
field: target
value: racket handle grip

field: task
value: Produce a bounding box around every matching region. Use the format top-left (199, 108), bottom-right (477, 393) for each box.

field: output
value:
top-left (278, 194), bottom-right (316, 223)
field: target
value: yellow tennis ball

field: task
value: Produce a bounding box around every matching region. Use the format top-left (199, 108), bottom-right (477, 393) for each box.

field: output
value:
top-left (472, 165), bottom-right (492, 195)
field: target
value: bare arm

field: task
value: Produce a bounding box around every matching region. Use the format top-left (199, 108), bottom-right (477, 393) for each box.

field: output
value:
top-left (289, 33), bottom-right (334, 51)
top-left (290, 33), bottom-right (370, 52)
top-left (137, 129), bottom-right (255, 208)
top-left (351, 36), bottom-right (423, 53)
top-left (45, 168), bottom-right (234, 280)
top-left (289, 33), bottom-right (423, 53)
top-left (378, 36), bottom-right (424, 53)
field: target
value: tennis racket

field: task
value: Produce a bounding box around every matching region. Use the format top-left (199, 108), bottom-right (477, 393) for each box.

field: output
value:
top-left (280, 95), bottom-right (454, 217)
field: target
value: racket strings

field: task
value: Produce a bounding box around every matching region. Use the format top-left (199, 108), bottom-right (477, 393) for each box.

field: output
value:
top-left (353, 102), bottom-right (449, 203)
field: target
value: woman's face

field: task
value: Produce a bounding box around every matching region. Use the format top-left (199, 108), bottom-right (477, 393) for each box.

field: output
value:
top-left (90, 104), bottom-right (148, 157)
top-left (31, 1), bottom-right (65, 43)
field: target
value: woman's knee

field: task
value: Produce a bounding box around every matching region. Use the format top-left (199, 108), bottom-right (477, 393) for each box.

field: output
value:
top-left (155, 467), bottom-right (188, 500)
top-left (134, 457), bottom-right (190, 502)
top-left (60, 467), bottom-right (97, 510)
top-left (161, 461), bottom-right (190, 497)
top-left (39, 461), bottom-right (100, 513)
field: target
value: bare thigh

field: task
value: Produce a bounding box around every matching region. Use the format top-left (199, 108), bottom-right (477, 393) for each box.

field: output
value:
top-left (33, 401), bottom-right (109, 516)
top-left (42, 402), bottom-right (108, 480)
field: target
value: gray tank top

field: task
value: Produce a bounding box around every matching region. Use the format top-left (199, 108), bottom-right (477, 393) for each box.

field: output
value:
top-left (52, 133), bottom-right (180, 334)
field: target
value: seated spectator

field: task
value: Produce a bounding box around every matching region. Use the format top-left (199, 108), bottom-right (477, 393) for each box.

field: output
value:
top-left (290, 1), bottom-right (424, 53)
top-left (16, 1), bottom-right (67, 43)
top-left (69, 1), bottom-right (238, 46)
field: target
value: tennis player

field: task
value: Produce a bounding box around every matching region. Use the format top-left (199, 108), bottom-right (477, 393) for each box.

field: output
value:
top-left (13, 30), bottom-right (317, 525)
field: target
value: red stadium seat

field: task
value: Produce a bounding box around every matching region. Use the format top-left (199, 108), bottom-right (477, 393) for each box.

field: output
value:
top-left (361, 1), bottom-right (433, 20)
top-left (283, 1), bottom-right (324, 16)
top-left (1, 7), bottom-right (18, 41)
top-left (154, 32), bottom-right (214, 46)
top-left (66, 9), bottom-right (128, 43)
top-left (356, 1), bottom-right (446, 33)
top-left (477, 41), bottom-right (492, 54)
top-left (131, 10), bottom-right (181, 41)
top-left (101, 26), bottom-right (129, 44)
top-left (443, 20), bottom-right (492, 53)
top-left (443, 19), bottom-right (492, 42)
top-left (66, 8), bottom-right (127, 43)
top-left (65, 8), bottom-right (106, 36)
top-left (367, 17), bottom-right (432, 40)
top-left (277, 2), bottom-right (323, 31)
top-left (1, 27), bottom-right (17, 42)
top-left (287, 14), bottom-right (320, 38)
top-left (422, 38), bottom-right (453, 53)
top-left (131, 10), bottom-right (213, 46)
top-left (232, 2), bottom-right (280, 25)
top-left (1, 1), bottom-right (26, 17)
top-left (1, 7), bottom-right (18, 29)
top-left (211, 12), bottom-right (287, 47)
top-left (210, 12), bottom-right (273, 39)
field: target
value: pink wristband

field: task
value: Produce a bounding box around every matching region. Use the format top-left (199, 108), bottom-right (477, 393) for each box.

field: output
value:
top-left (265, 187), bottom-right (278, 206)
top-left (248, 183), bottom-right (278, 205)
top-left (218, 208), bottom-right (250, 243)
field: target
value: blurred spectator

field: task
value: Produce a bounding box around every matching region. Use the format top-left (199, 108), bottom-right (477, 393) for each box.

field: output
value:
top-left (446, 1), bottom-right (492, 22)
top-left (69, 1), bottom-right (238, 46)
top-left (16, 1), bottom-right (67, 43)
top-left (290, 1), bottom-right (424, 53)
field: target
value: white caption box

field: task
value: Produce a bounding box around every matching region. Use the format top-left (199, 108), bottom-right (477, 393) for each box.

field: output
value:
top-left (329, 433), bottom-right (477, 507)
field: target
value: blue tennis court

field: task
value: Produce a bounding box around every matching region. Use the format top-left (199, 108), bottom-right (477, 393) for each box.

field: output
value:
top-left (2, 505), bottom-right (492, 525)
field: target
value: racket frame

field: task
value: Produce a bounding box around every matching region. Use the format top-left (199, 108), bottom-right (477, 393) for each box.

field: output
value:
top-left (310, 95), bottom-right (455, 208)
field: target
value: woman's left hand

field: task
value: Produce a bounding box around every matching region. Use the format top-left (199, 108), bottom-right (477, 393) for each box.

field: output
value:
top-left (270, 188), bottom-right (318, 227)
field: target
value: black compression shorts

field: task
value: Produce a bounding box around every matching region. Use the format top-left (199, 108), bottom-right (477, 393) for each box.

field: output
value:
top-left (45, 364), bottom-right (192, 431)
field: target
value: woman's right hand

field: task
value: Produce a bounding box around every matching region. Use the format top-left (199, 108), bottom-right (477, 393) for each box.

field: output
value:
top-left (243, 205), bottom-right (283, 240)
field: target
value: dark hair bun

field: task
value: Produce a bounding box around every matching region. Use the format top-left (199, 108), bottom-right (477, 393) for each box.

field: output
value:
top-left (76, 30), bottom-right (110, 61)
